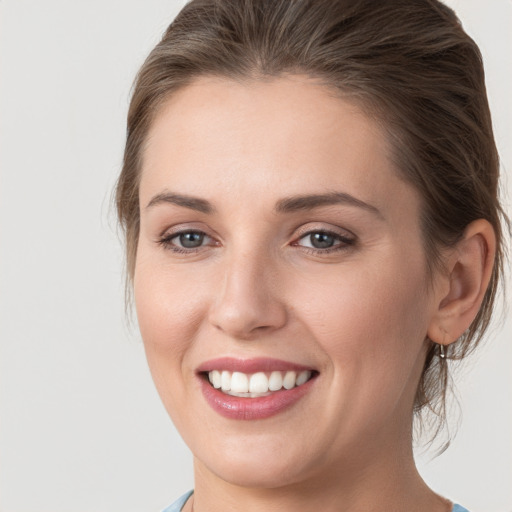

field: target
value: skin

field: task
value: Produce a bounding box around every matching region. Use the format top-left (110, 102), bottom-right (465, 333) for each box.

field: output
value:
top-left (134, 76), bottom-right (495, 512)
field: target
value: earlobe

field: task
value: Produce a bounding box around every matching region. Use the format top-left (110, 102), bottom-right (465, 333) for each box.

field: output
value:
top-left (427, 219), bottom-right (496, 345)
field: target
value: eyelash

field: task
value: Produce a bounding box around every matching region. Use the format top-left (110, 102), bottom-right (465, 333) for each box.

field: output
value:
top-left (292, 229), bottom-right (356, 254)
top-left (157, 230), bottom-right (215, 254)
top-left (157, 229), bottom-right (356, 255)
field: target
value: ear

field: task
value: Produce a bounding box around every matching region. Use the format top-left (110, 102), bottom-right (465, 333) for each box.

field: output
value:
top-left (427, 219), bottom-right (496, 345)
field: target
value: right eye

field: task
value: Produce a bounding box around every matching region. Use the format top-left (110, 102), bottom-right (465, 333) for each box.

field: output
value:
top-left (158, 230), bottom-right (214, 253)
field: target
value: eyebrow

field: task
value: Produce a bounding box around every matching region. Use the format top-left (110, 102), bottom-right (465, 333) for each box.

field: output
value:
top-left (145, 192), bottom-right (216, 214)
top-left (145, 190), bottom-right (382, 219)
top-left (275, 192), bottom-right (383, 218)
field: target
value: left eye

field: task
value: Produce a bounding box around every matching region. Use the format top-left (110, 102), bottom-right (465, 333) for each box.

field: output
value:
top-left (160, 230), bottom-right (213, 251)
top-left (296, 231), bottom-right (352, 250)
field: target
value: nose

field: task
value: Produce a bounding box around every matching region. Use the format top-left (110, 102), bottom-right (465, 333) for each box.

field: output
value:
top-left (208, 251), bottom-right (288, 340)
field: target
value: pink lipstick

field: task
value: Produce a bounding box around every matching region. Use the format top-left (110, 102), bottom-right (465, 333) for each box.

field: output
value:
top-left (197, 357), bottom-right (317, 420)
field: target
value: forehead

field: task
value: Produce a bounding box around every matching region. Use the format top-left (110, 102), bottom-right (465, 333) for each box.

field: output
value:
top-left (140, 75), bottom-right (418, 219)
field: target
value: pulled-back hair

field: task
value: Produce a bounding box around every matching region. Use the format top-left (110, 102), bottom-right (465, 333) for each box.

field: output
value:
top-left (116, 0), bottom-right (508, 442)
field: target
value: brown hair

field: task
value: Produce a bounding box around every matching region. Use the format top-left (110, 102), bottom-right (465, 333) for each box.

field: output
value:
top-left (116, 0), bottom-right (508, 441)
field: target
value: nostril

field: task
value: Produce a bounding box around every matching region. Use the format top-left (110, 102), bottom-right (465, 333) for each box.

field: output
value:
top-left (207, 267), bottom-right (288, 338)
top-left (208, 302), bottom-right (288, 339)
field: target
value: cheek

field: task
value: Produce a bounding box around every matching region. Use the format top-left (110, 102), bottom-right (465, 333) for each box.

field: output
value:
top-left (133, 258), bottom-right (208, 404)
top-left (293, 262), bottom-right (431, 451)
top-left (295, 255), bottom-right (428, 340)
top-left (134, 244), bottom-right (212, 341)
top-left (290, 253), bottom-right (430, 393)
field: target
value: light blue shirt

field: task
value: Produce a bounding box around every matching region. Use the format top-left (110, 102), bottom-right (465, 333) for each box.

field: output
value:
top-left (161, 491), bottom-right (193, 512)
top-left (162, 491), bottom-right (470, 511)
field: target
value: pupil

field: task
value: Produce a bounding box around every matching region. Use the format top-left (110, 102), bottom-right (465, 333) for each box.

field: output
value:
top-left (180, 232), bottom-right (204, 248)
top-left (311, 232), bottom-right (334, 249)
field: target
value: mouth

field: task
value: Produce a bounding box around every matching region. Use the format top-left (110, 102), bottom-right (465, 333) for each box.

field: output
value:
top-left (204, 369), bottom-right (314, 397)
top-left (197, 358), bottom-right (318, 419)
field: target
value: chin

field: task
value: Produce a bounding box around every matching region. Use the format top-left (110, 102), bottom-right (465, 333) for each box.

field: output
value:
top-left (190, 427), bottom-right (326, 490)
top-left (200, 454), bottom-right (312, 489)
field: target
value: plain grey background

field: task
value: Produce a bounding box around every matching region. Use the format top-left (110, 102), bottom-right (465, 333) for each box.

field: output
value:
top-left (0, 1), bottom-right (510, 511)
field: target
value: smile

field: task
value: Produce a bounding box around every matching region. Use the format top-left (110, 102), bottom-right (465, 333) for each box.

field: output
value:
top-left (198, 358), bottom-right (318, 420)
top-left (208, 370), bottom-right (313, 397)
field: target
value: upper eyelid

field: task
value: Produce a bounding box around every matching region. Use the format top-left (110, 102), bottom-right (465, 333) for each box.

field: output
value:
top-left (158, 223), bottom-right (216, 239)
top-left (292, 223), bottom-right (356, 240)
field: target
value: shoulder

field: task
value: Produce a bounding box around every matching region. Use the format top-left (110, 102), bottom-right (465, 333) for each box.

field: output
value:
top-left (452, 505), bottom-right (470, 512)
top-left (161, 490), bottom-right (194, 512)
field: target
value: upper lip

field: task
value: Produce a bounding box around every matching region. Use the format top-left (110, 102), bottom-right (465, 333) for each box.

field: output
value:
top-left (196, 357), bottom-right (316, 374)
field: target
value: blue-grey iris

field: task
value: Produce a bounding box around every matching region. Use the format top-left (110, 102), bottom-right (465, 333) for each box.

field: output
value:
top-left (180, 232), bottom-right (204, 248)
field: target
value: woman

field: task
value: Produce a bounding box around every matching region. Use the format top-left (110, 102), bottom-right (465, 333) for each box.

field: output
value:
top-left (116, 0), bottom-right (508, 511)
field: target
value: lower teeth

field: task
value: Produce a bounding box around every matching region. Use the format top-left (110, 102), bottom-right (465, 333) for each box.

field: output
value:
top-left (225, 391), bottom-right (273, 398)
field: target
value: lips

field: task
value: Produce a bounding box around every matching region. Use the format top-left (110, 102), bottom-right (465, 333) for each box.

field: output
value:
top-left (197, 358), bottom-right (317, 420)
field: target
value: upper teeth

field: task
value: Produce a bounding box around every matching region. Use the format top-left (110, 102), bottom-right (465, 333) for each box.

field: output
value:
top-left (208, 370), bottom-right (312, 396)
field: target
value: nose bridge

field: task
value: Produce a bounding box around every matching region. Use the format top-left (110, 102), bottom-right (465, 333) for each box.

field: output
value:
top-left (208, 243), bottom-right (287, 339)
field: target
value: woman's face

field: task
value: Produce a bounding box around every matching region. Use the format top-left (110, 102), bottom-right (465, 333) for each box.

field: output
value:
top-left (135, 76), bottom-right (441, 488)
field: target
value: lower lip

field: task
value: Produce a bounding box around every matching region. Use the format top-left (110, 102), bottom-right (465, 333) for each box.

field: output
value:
top-left (199, 376), bottom-right (316, 420)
